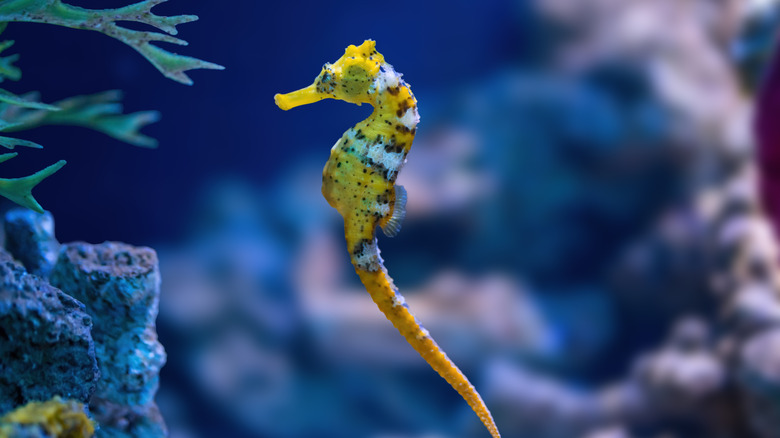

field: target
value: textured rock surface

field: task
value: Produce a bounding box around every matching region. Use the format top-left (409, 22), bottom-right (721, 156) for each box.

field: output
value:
top-left (0, 250), bottom-right (98, 414)
top-left (51, 242), bottom-right (165, 406)
top-left (4, 209), bottom-right (59, 278)
top-left (89, 396), bottom-right (166, 438)
top-left (50, 241), bottom-right (167, 437)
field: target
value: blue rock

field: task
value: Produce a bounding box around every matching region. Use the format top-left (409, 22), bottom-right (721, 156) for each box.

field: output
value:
top-left (50, 242), bottom-right (166, 406)
top-left (50, 241), bottom-right (167, 437)
top-left (88, 396), bottom-right (166, 438)
top-left (0, 249), bottom-right (99, 414)
top-left (3, 209), bottom-right (59, 278)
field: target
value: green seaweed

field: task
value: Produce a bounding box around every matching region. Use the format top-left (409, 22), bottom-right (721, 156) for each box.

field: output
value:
top-left (0, 0), bottom-right (224, 85)
top-left (0, 0), bottom-right (223, 213)
top-left (1, 90), bottom-right (162, 148)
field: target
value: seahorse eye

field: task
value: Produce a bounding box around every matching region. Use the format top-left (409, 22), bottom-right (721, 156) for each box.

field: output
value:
top-left (342, 65), bottom-right (371, 96)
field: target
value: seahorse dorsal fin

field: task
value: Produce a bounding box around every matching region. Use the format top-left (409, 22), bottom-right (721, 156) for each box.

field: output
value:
top-left (382, 185), bottom-right (407, 237)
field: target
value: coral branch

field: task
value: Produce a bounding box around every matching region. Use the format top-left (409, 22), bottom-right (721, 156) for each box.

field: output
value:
top-left (0, 157), bottom-right (65, 213)
top-left (2, 90), bottom-right (161, 148)
top-left (0, 0), bottom-right (221, 211)
top-left (0, 0), bottom-right (224, 85)
top-left (0, 135), bottom-right (42, 149)
top-left (0, 152), bottom-right (16, 164)
top-left (0, 39), bottom-right (20, 82)
top-left (0, 88), bottom-right (58, 110)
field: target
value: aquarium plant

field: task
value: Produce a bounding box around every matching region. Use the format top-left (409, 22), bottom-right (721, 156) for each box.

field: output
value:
top-left (0, 0), bottom-right (222, 213)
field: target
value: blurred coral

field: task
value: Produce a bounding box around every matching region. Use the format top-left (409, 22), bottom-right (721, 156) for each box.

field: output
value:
top-left (150, 0), bottom-right (780, 437)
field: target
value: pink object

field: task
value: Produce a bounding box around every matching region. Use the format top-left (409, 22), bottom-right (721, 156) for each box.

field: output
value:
top-left (756, 46), bottom-right (780, 235)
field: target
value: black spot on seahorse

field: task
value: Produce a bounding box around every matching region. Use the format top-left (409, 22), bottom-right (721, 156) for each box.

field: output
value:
top-left (384, 140), bottom-right (404, 154)
top-left (387, 86), bottom-right (400, 96)
top-left (351, 238), bottom-right (374, 256)
top-left (396, 99), bottom-right (412, 117)
top-left (362, 157), bottom-right (392, 181)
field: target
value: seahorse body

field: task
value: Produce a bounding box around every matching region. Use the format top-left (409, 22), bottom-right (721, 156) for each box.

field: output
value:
top-left (275, 40), bottom-right (501, 438)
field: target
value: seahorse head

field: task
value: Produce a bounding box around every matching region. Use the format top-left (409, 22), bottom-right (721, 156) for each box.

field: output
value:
top-left (275, 40), bottom-right (389, 110)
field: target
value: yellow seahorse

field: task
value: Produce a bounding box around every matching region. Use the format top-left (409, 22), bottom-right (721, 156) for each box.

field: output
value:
top-left (275, 40), bottom-right (501, 438)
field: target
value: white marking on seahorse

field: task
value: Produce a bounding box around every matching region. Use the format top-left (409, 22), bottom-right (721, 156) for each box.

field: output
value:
top-left (372, 202), bottom-right (391, 216)
top-left (367, 143), bottom-right (405, 172)
top-left (374, 63), bottom-right (400, 92)
top-left (399, 107), bottom-right (420, 130)
top-left (392, 291), bottom-right (407, 307)
top-left (354, 239), bottom-right (380, 271)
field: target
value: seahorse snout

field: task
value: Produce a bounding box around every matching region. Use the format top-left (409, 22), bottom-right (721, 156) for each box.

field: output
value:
top-left (274, 84), bottom-right (323, 111)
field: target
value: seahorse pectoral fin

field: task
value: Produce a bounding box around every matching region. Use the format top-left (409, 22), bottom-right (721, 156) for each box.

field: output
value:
top-left (381, 185), bottom-right (407, 237)
top-left (274, 84), bottom-right (324, 111)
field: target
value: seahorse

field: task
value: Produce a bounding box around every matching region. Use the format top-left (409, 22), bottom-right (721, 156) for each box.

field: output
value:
top-left (274, 40), bottom-right (501, 438)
